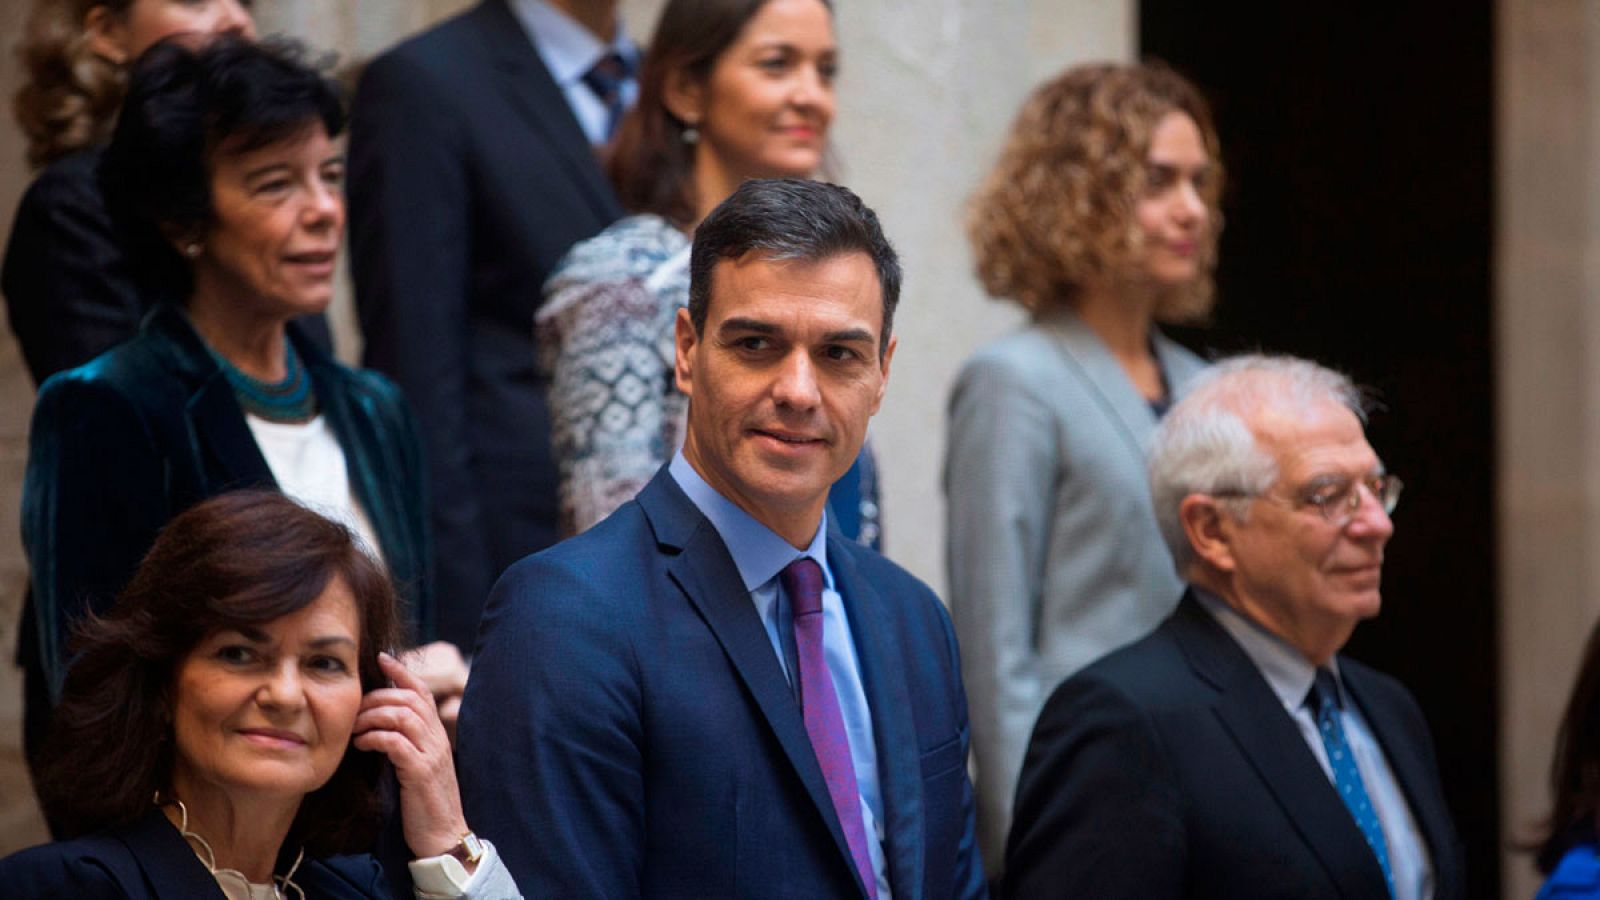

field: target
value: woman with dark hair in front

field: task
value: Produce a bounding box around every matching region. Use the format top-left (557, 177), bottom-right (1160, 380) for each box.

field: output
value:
top-left (18, 36), bottom-right (456, 770)
top-left (1535, 618), bottom-right (1600, 897)
top-left (539, 0), bottom-right (883, 545)
top-left (0, 491), bottom-right (518, 898)
top-left (3, 0), bottom-right (334, 388)
top-left (944, 61), bottom-right (1224, 866)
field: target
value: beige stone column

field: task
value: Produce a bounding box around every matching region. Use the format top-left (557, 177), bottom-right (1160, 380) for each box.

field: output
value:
top-left (1498, 1), bottom-right (1600, 896)
top-left (834, 0), bottom-right (1135, 588)
top-left (0, 0), bottom-right (46, 854)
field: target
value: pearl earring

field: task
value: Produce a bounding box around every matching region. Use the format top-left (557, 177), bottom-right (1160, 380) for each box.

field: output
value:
top-left (682, 125), bottom-right (700, 146)
top-left (183, 242), bottom-right (202, 259)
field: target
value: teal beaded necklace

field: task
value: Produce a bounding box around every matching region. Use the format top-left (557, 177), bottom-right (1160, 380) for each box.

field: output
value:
top-left (212, 339), bottom-right (317, 423)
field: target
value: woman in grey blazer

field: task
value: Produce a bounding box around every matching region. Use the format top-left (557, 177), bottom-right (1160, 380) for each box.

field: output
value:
top-left (945, 62), bottom-right (1225, 866)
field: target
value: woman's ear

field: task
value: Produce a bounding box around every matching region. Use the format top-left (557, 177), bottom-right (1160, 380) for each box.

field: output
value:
top-left (83, 5), bottom-right (132, 66)
top-left (159, 223), bottom-right (205, 261)
top-left (661, 67), bottom-right (705, 132)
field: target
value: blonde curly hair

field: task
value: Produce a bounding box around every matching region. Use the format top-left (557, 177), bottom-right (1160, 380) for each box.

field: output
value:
top-left (967, 61), bottom-right (1224, 323)
top-left (14, 0), bottom-right (133, 169)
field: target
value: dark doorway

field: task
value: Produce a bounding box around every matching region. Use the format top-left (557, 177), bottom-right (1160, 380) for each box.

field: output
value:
top-left (1142, 3), bottom-right (1499, 896)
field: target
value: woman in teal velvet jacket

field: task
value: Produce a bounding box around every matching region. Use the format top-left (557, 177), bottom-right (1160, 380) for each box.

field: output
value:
top-left (19, 37), bottom-right (435, 764)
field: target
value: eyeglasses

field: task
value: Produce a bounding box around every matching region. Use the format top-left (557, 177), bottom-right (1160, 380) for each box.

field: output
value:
top-left (1214, 473), bottom-right (1403, 526)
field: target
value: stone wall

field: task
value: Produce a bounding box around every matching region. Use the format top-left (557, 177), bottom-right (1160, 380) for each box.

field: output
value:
top-left (1496, 1), bottom-right (1600, 896)
top-left (0, 0), bottom-right (41, 854)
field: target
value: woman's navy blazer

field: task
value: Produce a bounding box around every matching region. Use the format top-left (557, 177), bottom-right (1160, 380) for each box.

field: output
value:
top-left (0, 808), bottom-right (387, 898)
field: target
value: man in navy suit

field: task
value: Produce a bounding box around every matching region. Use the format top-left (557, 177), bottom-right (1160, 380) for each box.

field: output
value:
top-left (457, 179), bottom-right (986, 898)
top-left (1005, 355), bottom-right (1466, 899)
top-left (347, 0), bottom-right (636, 649)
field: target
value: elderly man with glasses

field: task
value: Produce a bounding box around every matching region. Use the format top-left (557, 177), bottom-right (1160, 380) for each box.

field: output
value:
top-left (1004, 354), bottom-right (1466, 900)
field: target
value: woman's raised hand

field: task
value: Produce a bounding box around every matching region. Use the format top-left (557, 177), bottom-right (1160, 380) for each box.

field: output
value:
top-left (352, 651), bottom-right (474, 863)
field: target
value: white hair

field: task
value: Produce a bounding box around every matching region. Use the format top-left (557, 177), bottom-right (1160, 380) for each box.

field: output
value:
top-left (1148, 354), bottom-right (1368, 574)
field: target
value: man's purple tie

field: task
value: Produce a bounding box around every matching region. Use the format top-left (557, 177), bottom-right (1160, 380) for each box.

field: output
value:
top-left (781, 557), bottom-right (879, 899)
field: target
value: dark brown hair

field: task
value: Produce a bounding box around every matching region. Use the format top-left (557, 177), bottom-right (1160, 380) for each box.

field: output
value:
top-left (607, 0), bottom-right (831, 228)
top-left (967, 60), bottom-right (1224, 323)
top-left (1537, 617), bottom-right (1600, 872)
top-left (36, 490), bottom-right (403, 856)
top-left (14, 0), bottom-right (135, 167)
top-left (99, 34), bottom-right (344, 304)
top-left (688, 178), bottom-right (899, 354)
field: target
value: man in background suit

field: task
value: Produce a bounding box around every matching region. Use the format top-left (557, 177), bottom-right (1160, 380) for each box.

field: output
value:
top-left (458, 179), bottom-right (986, 898)
top-left (1005, 355), bottom-right (1465, 899)
top-left (346, 0), bottom-right (636, 649)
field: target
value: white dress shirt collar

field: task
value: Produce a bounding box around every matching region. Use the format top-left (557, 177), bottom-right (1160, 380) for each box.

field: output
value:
top-left (1193, 588), bottom-right (1346, 711)
top-left (507, 0), bottom-right (637, 87)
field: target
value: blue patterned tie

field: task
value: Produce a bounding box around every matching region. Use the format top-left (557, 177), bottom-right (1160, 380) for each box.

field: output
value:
top-left (1309, 668), bottom-right (1395, 897)
top-left (580, 51), bottom-right (634, 142)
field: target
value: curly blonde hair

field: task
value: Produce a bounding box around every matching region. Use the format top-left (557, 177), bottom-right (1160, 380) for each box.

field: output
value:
top-left (14, 0), bottom-right (132, 169)
top-left (967, 61), bottom-right (1224, 323)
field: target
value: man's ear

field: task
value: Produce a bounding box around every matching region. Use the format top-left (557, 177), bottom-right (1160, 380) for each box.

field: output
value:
top-left (673, 307), bottom-right (698, 398)
top-left (1179, 494), bottom-right (1238, 574)
top-left (662, 66), bottom-right (705, 132)
top-left (84, 5), bottom-right (131, 65)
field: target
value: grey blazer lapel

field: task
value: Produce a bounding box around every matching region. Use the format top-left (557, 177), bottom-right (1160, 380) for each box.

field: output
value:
top-left (832, 533), bottom-right (924, 899)
top-left (1153, 330), bottom-right (1208, 398)
top-left (1169, 596), bottom-right (1391, 897)
top-left (1038, 310), bottom-right (1163, 459)
top-left (638, 474), bottom-right (865, 894)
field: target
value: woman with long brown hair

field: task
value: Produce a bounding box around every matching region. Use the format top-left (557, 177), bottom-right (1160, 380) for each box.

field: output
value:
top-left (0, 491), bottom-right (516, 898)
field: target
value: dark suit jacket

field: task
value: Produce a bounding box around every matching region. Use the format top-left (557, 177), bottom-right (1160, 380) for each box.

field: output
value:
top-left (0, 808), bottom-right (386, 898)
top-left (2, 147), bottom-right (331, 388)
top-left (457, 469), bottom-right (987, 898)
top-left (20, 304), bottom-right (432, 709)
top-left (1005, 591), bottom-right (1466, 899)
top-left (347, 0), bottom-right (623, 649)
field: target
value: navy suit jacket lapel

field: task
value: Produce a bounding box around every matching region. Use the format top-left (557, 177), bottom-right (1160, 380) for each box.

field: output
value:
top-left (119, 809), bottom-right (228, 898)
top-left (1342, 664), bottom-right (1459, 896)
top-left (473, 0), bottom-right (620, 223)
top-left (1169, 594), bottom-right (1390, 896)
top-left (637, 472), bottom-right (866, 895)
top-left (832, 532), bottom-right (925, 899)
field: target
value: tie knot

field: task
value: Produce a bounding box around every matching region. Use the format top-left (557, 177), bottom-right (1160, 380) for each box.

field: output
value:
top-left (780, 557), bottom-right (825, 617)
top-left (1309, 667), bottom-right (1344, 716)
top-left (582, 51), bottom-right (632, 103)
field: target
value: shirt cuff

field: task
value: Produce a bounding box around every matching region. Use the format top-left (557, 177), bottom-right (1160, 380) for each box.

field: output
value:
top-left (408, 838), bottom-right (501, 898)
